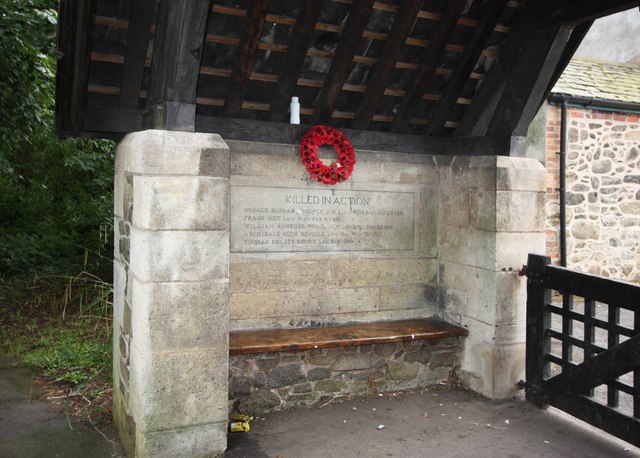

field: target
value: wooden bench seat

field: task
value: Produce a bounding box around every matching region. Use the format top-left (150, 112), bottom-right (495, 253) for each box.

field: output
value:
top-left (229, 318), bottom-right (468, 356)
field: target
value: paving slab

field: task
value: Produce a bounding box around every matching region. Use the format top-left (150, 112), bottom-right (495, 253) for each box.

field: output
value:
top-left (0, 360), bottom-right (123, 458)
top-left (225, 387), bottom-right (640, 458)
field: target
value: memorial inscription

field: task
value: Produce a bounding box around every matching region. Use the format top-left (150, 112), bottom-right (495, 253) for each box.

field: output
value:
top-left (230, 186), bottom-right (415, 252)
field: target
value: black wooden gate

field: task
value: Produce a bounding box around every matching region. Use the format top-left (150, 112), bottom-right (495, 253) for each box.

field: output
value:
top-left (524, 254), bottom-right (640, 446)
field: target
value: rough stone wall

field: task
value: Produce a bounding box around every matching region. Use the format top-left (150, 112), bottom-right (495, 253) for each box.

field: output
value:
top-left (545, 106), bottom-right (640, 282)
top-left (229, 338), bottom-right (462, 414)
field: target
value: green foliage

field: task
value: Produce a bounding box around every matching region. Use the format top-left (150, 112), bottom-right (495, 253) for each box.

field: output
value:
top-left (23, 326), bottom-right (111, 384)
top-left (0, 1), bottom-right (115, 277)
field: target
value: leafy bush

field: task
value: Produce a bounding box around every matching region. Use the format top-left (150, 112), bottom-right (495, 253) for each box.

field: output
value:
top-left (0, 1), bottom-right (115, 278)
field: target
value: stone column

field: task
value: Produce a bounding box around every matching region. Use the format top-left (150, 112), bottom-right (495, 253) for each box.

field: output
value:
top-left (113, 130), bottom-right (230, 457)
top-left (439, 156), bottom-right (546, 398)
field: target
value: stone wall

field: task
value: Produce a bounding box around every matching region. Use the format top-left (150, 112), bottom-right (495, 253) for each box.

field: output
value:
top-left (113, 131), bottom-right (548, 458)
top-left (229, 338), bottom-right (462, 414)
top-left (113, 131), bottom-right (231, 458)
top-left (438, 156), bottom-right (546, 398)
top-left (228, 140), bottom-right (440, 331)
top-left (545, 106), bottom-right (640, 282)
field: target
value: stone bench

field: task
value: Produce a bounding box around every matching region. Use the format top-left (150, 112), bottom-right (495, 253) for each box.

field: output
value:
top-left (228, 319), bottom-right (468, 414)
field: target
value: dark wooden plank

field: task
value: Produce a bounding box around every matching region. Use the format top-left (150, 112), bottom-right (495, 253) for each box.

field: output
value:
top-left (119, 0), bottom-right (155, 108)
top-left (269, 0), bottom-right (324, 122)
top-left (545, 334), bottom-right (640, 395)
top-left (541, 389), bottom-right (640, 448)
top-left (391, 0), bottom-right (468, 133)
top-left (560, 0), bottom-right (637, 25)
top-left (542, 21), bottom-right (592, 102)
top-left (608, 305), bottom-right (621, 407)
top-left (55, 0), bottom-right (77, 136)
top-left (561, 293), bottom-right (574, 371)
top-left (455, 0), bottom-right (550, 137)
top-left (147, 0), bottom-right (211, 106)
top-left (351, 0), bottom-right (424, 130)
top-left (426, 0), bottom-right (509, 136)
top-left (55, 0), bottom-right (97, 136)
top-left (486, 21), bottom-right (571, 138)
top-left (225, 0), bottom-right (269, 117)
top-left (196, 115), bottom-right (512, 155)
top-left (311, 0), bottom-right (376, 124)
top-left (525, 254), bottom-right (552, 408)
top-left (84, 106), bottom-right (143, 134)
top-left (635, 307), bottom-right (640, 417)
top-left (229, 318), bottom-right (468, 355)
top-left (584, 298), bottom-right (596, 397)
top-left (536, 264), bottom-right (640, 307)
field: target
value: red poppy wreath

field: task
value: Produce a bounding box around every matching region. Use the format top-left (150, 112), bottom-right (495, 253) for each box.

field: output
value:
top-left (299, 125), bottom-right (356, 185)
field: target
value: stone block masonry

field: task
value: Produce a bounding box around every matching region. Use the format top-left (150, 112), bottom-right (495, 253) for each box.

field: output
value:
top-left (229, 338), bottom-right (463, 414)
top-left (545, 106), bottom-right (640, 282)
top-left (113, 130), bottom-right (230, 458)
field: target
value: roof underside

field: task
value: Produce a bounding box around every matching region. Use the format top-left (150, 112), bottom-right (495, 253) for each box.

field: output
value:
top-left (56, 0), bottom-right (637, 154)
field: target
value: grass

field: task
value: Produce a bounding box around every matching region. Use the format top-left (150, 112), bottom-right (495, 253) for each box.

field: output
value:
top-left (0, 270), bottom-right (114, 426)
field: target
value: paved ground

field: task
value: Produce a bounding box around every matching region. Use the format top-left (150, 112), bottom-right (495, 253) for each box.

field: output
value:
top-left (2, 354), bottom-right (638, 458)
top-left (225, 387), bottom-right (640, 458)
top-left (0, 357), bottom-right (123, 458)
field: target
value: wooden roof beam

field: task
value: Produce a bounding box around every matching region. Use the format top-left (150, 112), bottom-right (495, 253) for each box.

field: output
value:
top-left (119, 0), bottom-right (155, 108)
top-left (311, 0), bottom-right (376, 124)
top-left (269, 0), bottom-right (323, 122)
top-left (351, 0), bottom-right (423, 130)
top-left (486, 21), bottom-right (572, 138)
top-left (456, 0), bottom-right (551, 137)
top-left (146, 0), bottom-right (211, 130)
top-left (225, 0), bottom-right (269, 117)
top-left (425, 0), bottom-right (508, 136)
top-left (391, 0), bottom-right (467, 133)
top-left (542, 21), bottom-right (592, 100)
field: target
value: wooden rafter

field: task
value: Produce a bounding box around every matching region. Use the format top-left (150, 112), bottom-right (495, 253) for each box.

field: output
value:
top-left (311, 0), bottom-right (376, 124)
top-left (425, 0), bottom-right (509, 136)
top-left (542, 21), bottom-right (593, 101)
top-left (391, 0), bottom-right (467, 133)
top-left (119, 0), bottom-right (155, 108)
top-left (225, 0), bottom-right (269, 117)
top-left (269, 0), bottom-right (324, 122)
top-left (351, 0), bottom-right (423, 130)
top-left (147, 0), bottom-right (211, 106)
top-left (487, 21), bottom-right (571, 137)
top-left (455, 0), bottom-right (545, 137)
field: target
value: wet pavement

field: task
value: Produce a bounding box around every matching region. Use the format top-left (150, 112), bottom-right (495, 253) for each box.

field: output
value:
top-left (2, 353), bottom-right (638, 458)
top-left (225, 386), bottom-right (640, 458)
top-left (0, 356), bottom-right (123, 458)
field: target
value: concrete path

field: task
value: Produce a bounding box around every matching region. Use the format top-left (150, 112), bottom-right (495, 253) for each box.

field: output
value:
top-left (2, 354), bottom-right (638, 458)
top-left (0, 356), bottom-right (123, 458)
top-left (225, 386), bottom-right (640, 458)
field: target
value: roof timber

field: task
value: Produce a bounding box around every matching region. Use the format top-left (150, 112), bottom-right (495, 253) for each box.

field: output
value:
top-left (269, 0), bottom-right (324, 122)
top-left (57, 0), bottom-right (638, 155)
top-left (310, 0), bottom-right (375, 124)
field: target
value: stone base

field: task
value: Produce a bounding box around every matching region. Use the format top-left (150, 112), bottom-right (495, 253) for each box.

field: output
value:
top-left (229, 338), bottom-right (462, 414)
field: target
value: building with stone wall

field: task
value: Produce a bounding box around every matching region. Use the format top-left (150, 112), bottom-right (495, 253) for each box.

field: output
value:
top-left (543, 59), bottom-right (640, 282)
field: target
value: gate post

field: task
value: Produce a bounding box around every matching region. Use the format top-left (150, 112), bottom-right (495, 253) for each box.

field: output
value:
top-left (525, 253), bottom-right (551, 408)
top-left (112, 130), bottom-right (230, 457)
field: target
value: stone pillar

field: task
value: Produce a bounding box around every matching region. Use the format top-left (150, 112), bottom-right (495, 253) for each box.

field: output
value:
top-left (439, 156), bottom-right (546, 398)
top-left (113, 130), bottom-right (230, 457)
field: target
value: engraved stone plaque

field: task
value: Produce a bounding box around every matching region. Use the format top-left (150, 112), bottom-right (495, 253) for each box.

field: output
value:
top-left (230, 186), bottom-right (415, 252)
